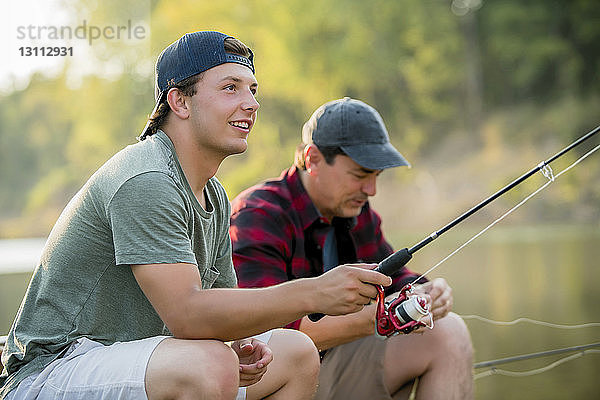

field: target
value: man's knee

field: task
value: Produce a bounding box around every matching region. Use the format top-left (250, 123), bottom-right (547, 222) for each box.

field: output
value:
top-left (437, 312), bottom-right (473, 360)
top-left (292, 330), bottom-right (320, 377)
top-left (246, 329), bottom-right (320, 399)
top-left (268, 329), bottom-right (320, 386)
top-left (146, 338), bottom-right (239, 400)
top-left (273, 329), bottom-right (320, 376)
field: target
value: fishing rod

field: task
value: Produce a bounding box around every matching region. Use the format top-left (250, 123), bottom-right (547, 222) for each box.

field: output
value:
top-left (376, 124), bottom-right (599, 276)
top-left (473, 342), bottom-right (600, 369)
top-left (309, 125), bottom-right (599, 325)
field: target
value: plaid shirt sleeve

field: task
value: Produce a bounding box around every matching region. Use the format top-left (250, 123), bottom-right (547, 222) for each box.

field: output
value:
top-left (230, 192), bottom-right (305, 329)
top-left (230, 205), bottom-right (294, 287)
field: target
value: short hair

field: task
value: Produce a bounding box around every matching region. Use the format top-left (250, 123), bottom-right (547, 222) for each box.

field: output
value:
top-left (141, 37), bottom-right (252, 140)
top-left (294, 143), bottom-right (346, 170)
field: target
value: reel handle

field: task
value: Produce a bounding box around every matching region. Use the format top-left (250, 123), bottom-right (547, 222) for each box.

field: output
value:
top-left (308, 248), bottom-right (413, 322)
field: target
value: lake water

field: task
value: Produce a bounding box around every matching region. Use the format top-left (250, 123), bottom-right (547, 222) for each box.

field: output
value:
top-left (1, 227), bottom-right (599, 399)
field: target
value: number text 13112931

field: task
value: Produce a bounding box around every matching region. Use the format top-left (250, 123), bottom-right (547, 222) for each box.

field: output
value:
top-left (19, 47), bottom-right (73, 56)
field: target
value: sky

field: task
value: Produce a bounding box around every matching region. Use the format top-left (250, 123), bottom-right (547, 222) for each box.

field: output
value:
top-left (1, 0), bottom-right (72, 92)
top-left (0, 0), bottom-right (151, 93)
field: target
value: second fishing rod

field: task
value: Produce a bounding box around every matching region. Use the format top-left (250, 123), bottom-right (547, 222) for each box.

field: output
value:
top-left (309, 124), bottom-right (599, 322)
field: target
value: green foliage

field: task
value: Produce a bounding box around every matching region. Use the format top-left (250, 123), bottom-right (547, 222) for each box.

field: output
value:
top-left (480, 0), bottom-right (600, 103)
top-left (1, 0), bottom-right (599, 237)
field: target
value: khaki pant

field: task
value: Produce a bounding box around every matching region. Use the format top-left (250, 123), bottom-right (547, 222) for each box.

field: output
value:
top-left (315, 335), bottom-right (393, 400)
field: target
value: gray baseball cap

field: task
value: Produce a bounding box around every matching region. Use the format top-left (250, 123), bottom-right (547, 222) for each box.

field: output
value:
top-left (302, 97), bottom-right (410, 170)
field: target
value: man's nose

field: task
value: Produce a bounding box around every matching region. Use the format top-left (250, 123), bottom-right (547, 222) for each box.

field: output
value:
top-left (242, 90), bottom-right (260, 112)
top-left (362, 175), bottom-right (377, 196)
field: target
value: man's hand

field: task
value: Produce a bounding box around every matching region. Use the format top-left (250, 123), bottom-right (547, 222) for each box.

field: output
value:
top-left (314, 264), bottom-right (392, 316)
top-left (231, 337), bottom-right (273, 387)
top-left (412, 277), bottom-right (453, 320)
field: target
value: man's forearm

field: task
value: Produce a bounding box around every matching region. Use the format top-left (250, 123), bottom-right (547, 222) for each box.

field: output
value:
top-left (172, 279), bottom-right (317, 340)
top-left (133, 262), bottom-right (390, 342)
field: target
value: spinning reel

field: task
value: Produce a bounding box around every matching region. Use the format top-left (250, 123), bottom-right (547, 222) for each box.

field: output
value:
top-left (375, 283), bottom-right (433, 338)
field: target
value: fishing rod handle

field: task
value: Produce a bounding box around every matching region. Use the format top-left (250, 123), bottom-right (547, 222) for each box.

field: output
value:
top-left (308, 248), bottom-right (413, 322)
top-left (376, 248), bottom-right (413, 276)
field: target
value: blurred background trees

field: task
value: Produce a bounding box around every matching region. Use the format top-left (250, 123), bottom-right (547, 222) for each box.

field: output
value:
top-left (1, 0), bottom-right (598, 238)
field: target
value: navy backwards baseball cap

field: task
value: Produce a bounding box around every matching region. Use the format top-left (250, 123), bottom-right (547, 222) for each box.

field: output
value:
top-left (140, 31), bottom-right (254, 138)
top-left (302, 97), bottom-right (410, 170)
top-left (154, 31), bottom-right (254, 101)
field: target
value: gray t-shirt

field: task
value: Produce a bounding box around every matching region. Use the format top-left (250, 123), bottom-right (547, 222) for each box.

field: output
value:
top-left (0, 130), bottom-right (236, 396)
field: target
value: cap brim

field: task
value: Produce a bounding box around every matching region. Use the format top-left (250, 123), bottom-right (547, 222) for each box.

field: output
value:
top-left (341, 142), bottom-right (411, 170)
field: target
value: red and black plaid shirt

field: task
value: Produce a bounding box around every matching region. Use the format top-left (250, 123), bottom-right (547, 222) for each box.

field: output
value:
top-left (230, 166), bottom-right (421, 329)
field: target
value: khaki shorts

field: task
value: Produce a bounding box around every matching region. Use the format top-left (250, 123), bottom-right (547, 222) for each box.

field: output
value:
top-left (4, 332), bottom-right (275, 400)
top-left (315, 335), bottom-right (392, 400)
top-left (5, 336), bottom-right (168, 400)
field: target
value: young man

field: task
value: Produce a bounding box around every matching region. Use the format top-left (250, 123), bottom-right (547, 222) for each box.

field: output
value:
top-left (230, 97), bottom-right (474, 399)
top-left (0, 33), bottom-right (392, 400)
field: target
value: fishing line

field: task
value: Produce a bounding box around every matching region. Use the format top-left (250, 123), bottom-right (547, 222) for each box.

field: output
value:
top-left (309, 127), bottom-right (599, 323)
top-left (373, 125), bottom-right (600, 279)
top-left (460, 315), bottom-right (600, 329)
top-left (410, 142), bottom-right (600, 284)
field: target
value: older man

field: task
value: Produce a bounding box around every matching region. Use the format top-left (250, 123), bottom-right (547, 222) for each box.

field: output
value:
top-left (231, 97), bottom-right (474, 399)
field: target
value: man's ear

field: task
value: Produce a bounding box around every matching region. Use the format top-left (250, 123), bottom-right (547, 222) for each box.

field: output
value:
top-left (304, 144), bottom-right (323, 175)
top-left (166, 88), bottom-right (190, 120)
